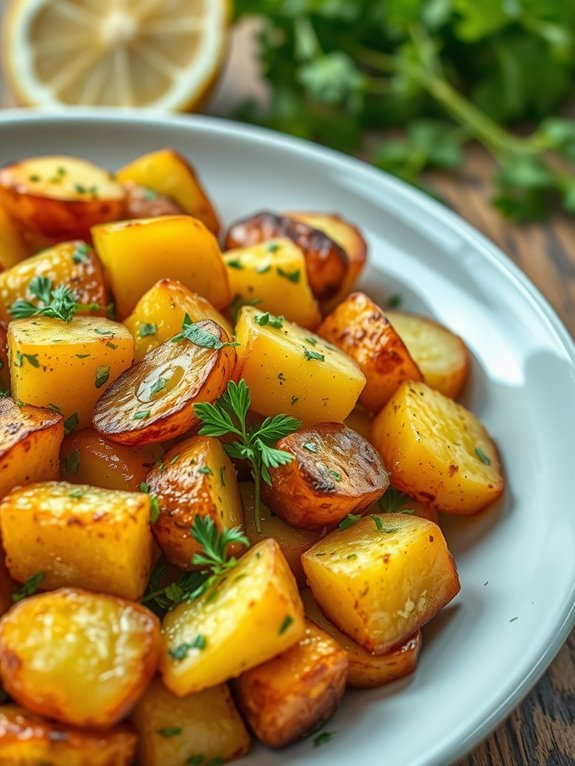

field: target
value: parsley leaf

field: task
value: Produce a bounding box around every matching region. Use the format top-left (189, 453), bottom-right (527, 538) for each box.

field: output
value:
top-left (11, 278), bottom-right (78, 323)
top-left (172, 314), bottom-right (239, 350)
top-left (12, 572), bottom-right (45, 602)
top-left (139, 323), bottom-right (157, 337)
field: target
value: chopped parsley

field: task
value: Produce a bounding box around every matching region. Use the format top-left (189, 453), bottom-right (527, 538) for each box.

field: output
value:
top-left (227, 258), bottom-right (244, 269)
top-left (339, 513), bottom-right (360, 530)
top-left (475, 446), bottom-right (491, 465)
top-left (278, 614), bottom-right (294, 635)
top-left (72, 243), bottom-right (91, 264)
top-left (139, 323), bottom-right (157, 337)
top-left (133, 410), bottom-right (151, 420)
top-left (12, 572), bottom-right (45, 602)
top-left (172, 314), bottom-right (239, 350)
top-left (62, 448), bottom-right (80, 475)
top-left (276, 266), bottom-right (300, 283)
top-left (303, 442), bottom-right (317, 452)
top-left (63, 412), bottom-right (79, 435)
top-left (254, 312), bottom-right (284, 329)
top-left (313, 731), bottom-right (336, 748)
top-left (303, 347), bottom-right (324, 362)
top-left (158, 726), bottom-right (182, 738)
top-left (95, 366), bottom-right (110, 389)
top-left (169, 635), bottom-right (207, 660)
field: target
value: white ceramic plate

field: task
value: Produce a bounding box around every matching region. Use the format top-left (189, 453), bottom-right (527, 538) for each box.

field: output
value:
top-left (0, 109), bottom-right (574, 766)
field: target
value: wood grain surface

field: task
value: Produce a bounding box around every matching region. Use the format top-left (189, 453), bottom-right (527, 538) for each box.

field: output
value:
top-left (0, 20), bottom-right (574, 764)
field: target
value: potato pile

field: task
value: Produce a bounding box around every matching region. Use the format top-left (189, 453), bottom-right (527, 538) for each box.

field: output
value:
top-left (0, 148), bottom-right (504, 764)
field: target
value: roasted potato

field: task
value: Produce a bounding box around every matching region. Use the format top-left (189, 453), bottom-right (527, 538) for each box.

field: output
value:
top-left (161, 539), bottom-right (305, 696)
top-left (344, 406), bottom-right (373, 441)
top-left (386, 310), bottom-right (470, 399)
top-left (0, 588), bottom-right (161, 727)
top-left (370, 381), bottom-right (504, 514)
top-left (122, 180), bottom-right (183, 219)
top-left (124, 278), bottom-right (233, 363)
top-left (131, 679), bottom-right (250, 766)
top-left (224, 239), bottom-right (321, 329)
top-left (225, 211), bottom-right (349, 304)
top-left (234, 620), bottom-right (348, 748)
top-left (0, 206), bottom-right (28, 271)
top-left (8, 316), bottom-right (134, 429)
top-left (261, 422), bottom-right (389, 529)
top-left (0, 704), bottom-right (137, 766)
top-left (287, 211), bottom-right (367, 310)
top-left (0, 397), bottom-right (63, 499)
top-left (318, 292), bottom-right (423, 412)
top-left (147, 435), bottom-right (246, 570)
top-left (0, 156), bottom-right (126, 241)
top-left (0, 323), bottom-right (10, 393)
top-left (116, 148), bottom-right (220, 234)
top-left (234, 306), bottom-right (365, 424)
top-left (93, 319), bottom-right (236, 445)
top-left (0, 240), bottom-right (109, 323)
top-left (302, 513), bottom-right (460, 654)
top-left (241, 482), bottom-right (320, 587)
top-left (0, 555), bottom-right (16, 617)
top-left (0, 482), bottom-right (153, 600)
top-left (301, 589), bottom-right (422, 689)
top-left (60, 429), bottom-right (158, 491)
top-left (92, 215), bottom-right (230, 318)
top-left (375, 486), bottom-right (440, 525)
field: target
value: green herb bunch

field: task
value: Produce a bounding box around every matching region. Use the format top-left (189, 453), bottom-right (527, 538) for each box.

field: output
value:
top-left (234, 0), bottom-right (575, 222)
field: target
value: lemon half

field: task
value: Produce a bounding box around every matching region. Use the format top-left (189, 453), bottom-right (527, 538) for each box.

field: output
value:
top-left (3, 0), bottom-right (230, 110)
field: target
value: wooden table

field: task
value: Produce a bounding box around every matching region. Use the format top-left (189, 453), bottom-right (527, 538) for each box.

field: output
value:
top-left (1, 21), bottom-right (574, 764)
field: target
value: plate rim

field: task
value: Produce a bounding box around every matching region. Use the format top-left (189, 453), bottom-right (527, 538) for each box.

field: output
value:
top-left (0, 107), bottom-right (574, 765)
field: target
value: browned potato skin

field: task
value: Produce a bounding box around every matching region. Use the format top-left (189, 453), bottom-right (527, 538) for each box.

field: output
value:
top-left (0, 588), bottom-right (161, 728)
top-left (318, 291), bottom-right (423, 412)
top-left (0, 240), bottom-right (109, 323)
top-left (93, 319), bottom-right (236, 445)
top-left (147, 436), bottom-right (246, 570)
top-left (234, 620), bottom-right (348, 748)
top-left (122, 181), bottom-right (184, 219)
top-left (0, 397), bottom-right (63, 499)
top-left (225, 211), bottom-right (349, 304)
top-left (0, 704), bottom-right (137, 766)
top-left (261, 422), bottom-right (389, 529)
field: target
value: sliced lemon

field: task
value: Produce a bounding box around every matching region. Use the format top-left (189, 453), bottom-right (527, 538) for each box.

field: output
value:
top-left (2, 0), bottom-right (230, 110)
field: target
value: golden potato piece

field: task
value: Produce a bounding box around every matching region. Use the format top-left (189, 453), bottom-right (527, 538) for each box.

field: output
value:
top-left (0, 588), bottom-right (160, 727)
top-left (161, 539), bottom-right (305, 696)
top-left (116, 148), bottom-right (220, 234)
top-left (287, 211), bottom-right (367, 310)
top-left (241, 482), bottom-right (320, 587)
top-left (386, 310), bottom-right (470, 399)
top-left (92, 215), bottom-right (230, 318)
top-left (131, 679), bottom-right (249, 766)
top-left (0, 240), bottom-right (109, 323)
top-left (0, 704), bottom-right (137, 766)
top-left (124, 278), bottom-right (233, 363)
top-left (93, 319), bottom-right (236, 445)
top-left (234, 306), bottom-right (365, 424)
top-left (0, 397), bottom-right (63, 500)
top-left (147, 435), bottom-right (246, 570)
top-left (0, 482), bottom-right (153, 600)
top-left (224, 239), bottom-right (320, 329)
top-left (301, 589), bottom-right (422, 689)
top-left (371, 381), bottom-right (504, 514)
top-left (234, 620), bottom-right (348, 748)
top-left (0, 156), bottom-right (126, 241)
top-left (262, 422), bottom-right (389, 529)
top-left (0, 206), bottom-right (28, 271)
top-left (8, 316), bottom-right (134, 429)
top-left (318, 292), bottom-right (423, 412)
top-left (225, 211), bottom-right (349, 304)
top-left (122, 180), bottom-right (183, 219)
top-left (60, 429), bottom-right (158, 491)
top-left (302, 513), bottom-right (460, 654)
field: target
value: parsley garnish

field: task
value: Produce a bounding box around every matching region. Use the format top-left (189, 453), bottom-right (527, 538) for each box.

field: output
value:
top-left (276, 266), bottom-right (300, 283)
top-left (339, 513), bottom-right (360, 530)
top-left (69, 488), bottom-right (86, 499)
top-left (150, 378), bottom-right (166, 396)
top-left (62, 448), bottom-right (80, 475)
top-left (229, 295), bottom-right (262, 324)
top-left (303, 442), bottom-right (316, 452)
top-left (254, 312), bottom-right (284, 329)
top-left (379, 487), bottom-right (414, 514)
top-left (169, 635), bottom-right (207, 661)
top-left (72, 243), bottom-right (91, 264)
top-left (142, 562), bottom-right (206, 614)
top-left (194, 380), bottom-right (301, 532)
top-left (303, 347), bottom-right (324, 362)
top-left (158, 727), bottom-right (182, 738)
top-left (329, 470), bottom-right (342, 482)
top-left (197, 466), bottom-right (213, 475)
top-left (63, 412), bottom-right (79, 435)
top-left (257, 263), bottom-right (272, 273)
top-left (15, 351), bottom-right (39, 368)
top-left (11, 277), bottom-right (78, 323)
top-left (139, 323), bottom-right (157, 337)
top-left (304, 336), bottom-right (318, 346)
top-left (372, 515), bottom-right (399, 534)
top-left (133, 411), bottom-right (150, 420)
top-left (313, 731), bottom-right (336, 748)
top-left (95, 366), bottom-right (110, 389)
top-left (12, 572), bottom-right (44, 602)
top-left (475, 446), bottom-right (491, 465)
top-left (94, 328), bottom-right (113, 336)
top-left (172, 314), bottom-right (239, 350)
top-left (278, 614), bottom-right (294, 635)
top-left (384, 294), bottom-right (402, 309)
top-left (227, 258), bottom-right (244, 269)
top-left (190, 515), bottom-right (248, 577)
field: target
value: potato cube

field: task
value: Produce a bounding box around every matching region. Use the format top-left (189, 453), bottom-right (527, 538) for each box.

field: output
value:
top-left (302, 513), bottom-right (460, 654)
top-left (234, 306), bottom-right (365, 424)
top-left (224, 239), bottom-right (320, 329)
top-left (0, 206), bottom-right (28, 271)
top-left (370, 381), bottom-right (504, 514)
top-left (0, 240), bottom-right (109, 323)
top-left (124, 278), bottom-right (233, 362)
top-left (0, 398), bottom-right (63, 499)
top-left (161, 538), bottom-right (305, 695)
top-left (0, 482), bottom-right (153, 600)
top-left (60, 429), bottom-right (158, 491)
top-left (0, 588), bottom-right (161, 727)
top-left (241, 482), bottom-right (320, 587)
top-left (318, 292), bottom-right (423, 412)
top-left (8, 316), bottom-right (134, 429)
top-left (116, 148), bottom-right (220, 234)
top-left (92, 215), bottom-right (230, 318)
top-left (131, 679), bottom-right (249, 766)
top-left (148, 435), bottom-right (245, 570)
top-left (0, 704), bottom-right (137, 766)
top-left (261, 422), bottom-right (389, 529)
top-left (301, 589), bottom-right (421, 689)
top-left (234, 620), bottom-right (348, 749)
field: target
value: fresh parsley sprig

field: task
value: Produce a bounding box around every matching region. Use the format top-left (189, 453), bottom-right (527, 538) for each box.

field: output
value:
top-left (11, 277), bottom-right (78, 323)
top-left (194, 380), bottom-right (301, 532)
top-left (172, 313), bottom-right (239, 350)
